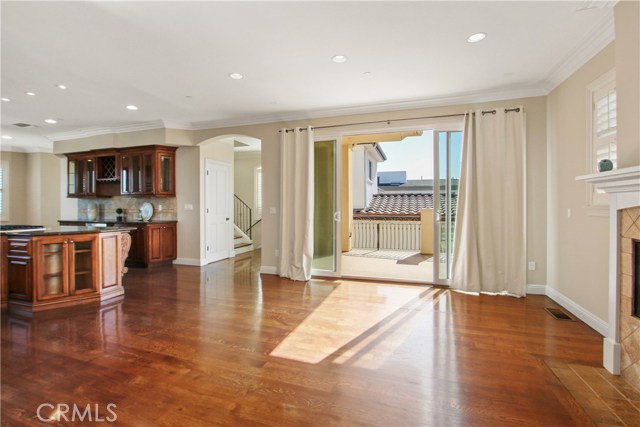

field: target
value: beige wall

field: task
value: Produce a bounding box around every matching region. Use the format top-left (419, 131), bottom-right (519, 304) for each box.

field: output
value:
top-left (0, 151), bottom-right (61, 227)
top-left (614, 1), bottom-right (640, 168)
top-left (0, 151), bottom-right (28, 223)
top-left (175, 146), bottom-right (200, 261)
top-left (194, 96), bottom-right (548, 283)
top-left (547, 43), bottom-right (616, 322)
top-left (28, 153), bottom-right (62, 227)
top-left (234, 152), bottom-right (262, 248)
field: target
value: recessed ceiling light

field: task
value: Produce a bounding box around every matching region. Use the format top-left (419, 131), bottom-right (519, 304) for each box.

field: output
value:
top-left (25, 91), bottom-right (36, 96)
top-left (467, 32), bottom-right (487, 43)
top-left (44, 119), bottom-right (58, 124)
top-left (332, 55), bottom-right (347, 63)
top-left (2, 135), bottom-right (13, 140)
top-left (363, 71), bottom-right (372, 76)
top-left (229, 73), bottom-right (243, 80)
top-left (126, 105), bottom-right (139, 111)
top-left (1, 97), bottom-right (10, 102)
top-left (56, 84), bottom-right (67, 90)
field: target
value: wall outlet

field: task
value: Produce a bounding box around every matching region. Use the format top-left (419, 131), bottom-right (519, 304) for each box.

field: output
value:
top-left (269, 207), bottom-right (277, 215)
top-left (528, 261), bottom-right (536, 271)
top-left (275, 249), bottom-right (280, 257)
top-left (184, 204), bottom-right (194, 211)
top-left (158, 204), bottom-right (163, 211)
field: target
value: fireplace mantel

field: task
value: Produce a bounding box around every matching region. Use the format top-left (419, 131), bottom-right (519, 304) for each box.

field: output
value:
top-left (577, 165), bottom-right (640, 194)
top-left (576, 165), bottom-right (640, 375)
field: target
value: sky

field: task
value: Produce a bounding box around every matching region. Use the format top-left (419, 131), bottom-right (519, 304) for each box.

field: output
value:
top-left (377, 130), bottom-right (463, 180)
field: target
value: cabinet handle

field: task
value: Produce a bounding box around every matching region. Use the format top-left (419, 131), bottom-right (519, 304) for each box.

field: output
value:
top-left (10, 260), bottom-right (28, 266)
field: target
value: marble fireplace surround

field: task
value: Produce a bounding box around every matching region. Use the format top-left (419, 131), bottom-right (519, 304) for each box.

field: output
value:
top-left (578, 166), bottom-right (640, 382)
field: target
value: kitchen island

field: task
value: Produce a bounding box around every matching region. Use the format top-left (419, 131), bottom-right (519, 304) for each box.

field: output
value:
top-left (3, 226), bottom-right (133, 314)
top-left (59, 220), bottom-right (177, 267)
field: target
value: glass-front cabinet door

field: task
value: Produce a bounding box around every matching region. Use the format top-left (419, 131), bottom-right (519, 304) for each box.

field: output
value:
top-left (157, 152), bottom-right (174, 195)
top-left (121, 152), bottom-right (144, 194)
top-left (68, 235), bottom-right (97, 294)
top-left (67, 156), bottom-right (96, 197)
top-left (143, 153), bottom-right (154, 194)
top-left (38, 239), bottom-right (69, 300)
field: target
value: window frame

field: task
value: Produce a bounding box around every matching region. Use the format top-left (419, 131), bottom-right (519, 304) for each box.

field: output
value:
top-left (585, 68), bottom-right (616, 214)
top-left (254, 166), bottom-right (262, 219)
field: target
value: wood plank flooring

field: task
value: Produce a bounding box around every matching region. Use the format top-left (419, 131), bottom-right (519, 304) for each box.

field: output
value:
top-left (2, 250), bottom-right (604, 426)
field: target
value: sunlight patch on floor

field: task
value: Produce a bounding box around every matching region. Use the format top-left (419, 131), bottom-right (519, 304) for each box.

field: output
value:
top-left (270, 280), bottom-right (443, 367)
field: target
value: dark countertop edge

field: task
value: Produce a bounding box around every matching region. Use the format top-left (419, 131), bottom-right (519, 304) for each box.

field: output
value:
top-left (58, 219), bottom-right (177, 224)
top-left (4, 226), bottom-right (137, 237)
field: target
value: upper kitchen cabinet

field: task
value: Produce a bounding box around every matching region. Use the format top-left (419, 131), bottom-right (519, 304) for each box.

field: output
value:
top-left (67, 154), bottom-right (96, 197)
top-left (121, 146), bottom-right (176, 197)
top-left (66, 146), bottom-right (177, 198)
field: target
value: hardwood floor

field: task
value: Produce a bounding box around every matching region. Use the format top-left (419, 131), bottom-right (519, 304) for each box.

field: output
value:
top-left (2, 250), bottom-right (603, 426)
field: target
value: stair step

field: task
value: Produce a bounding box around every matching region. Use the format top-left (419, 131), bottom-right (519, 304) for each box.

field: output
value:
top-left (234, 242), bottom-right (252, 249)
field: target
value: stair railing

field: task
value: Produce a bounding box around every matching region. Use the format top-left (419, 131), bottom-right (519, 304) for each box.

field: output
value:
top-left (234, 195), bottom-right (252, 239)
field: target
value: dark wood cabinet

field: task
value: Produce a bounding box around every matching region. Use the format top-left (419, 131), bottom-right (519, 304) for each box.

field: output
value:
top-left (58, 221), bottom-right (177, 267)
top-left (145, 223), bottom-right (177, 265)
top-left (67, 155), bottom-right (96, 197)
top-left (4, 231), bottom-right (129, 314)
top-left (66, 146), bottom-right (176, 198)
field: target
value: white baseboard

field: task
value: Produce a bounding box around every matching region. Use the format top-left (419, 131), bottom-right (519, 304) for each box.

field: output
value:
top-left (260, 265), bottom-right (277, 275)
top-left (526, 284), bottom-right (547, 295)
top-left (173, 258), bottom-right (207, 266)
top-left (527, 283), bottom-right (608, 336)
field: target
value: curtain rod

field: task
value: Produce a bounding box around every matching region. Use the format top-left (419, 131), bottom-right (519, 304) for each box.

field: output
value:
top-left (279, 107), bottom-right (521, 133)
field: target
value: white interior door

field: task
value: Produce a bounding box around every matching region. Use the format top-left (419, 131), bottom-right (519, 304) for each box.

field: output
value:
top-left (205, 159), bottom-right (231, 264)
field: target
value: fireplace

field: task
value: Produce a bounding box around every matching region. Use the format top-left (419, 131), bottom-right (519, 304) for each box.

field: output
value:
top-left (577, 165), bottom-right (640, 388)
top-left (635, 240), bottom-right (640, 319)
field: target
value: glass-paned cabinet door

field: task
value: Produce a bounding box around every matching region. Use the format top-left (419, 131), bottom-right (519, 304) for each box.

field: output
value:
top-left (68, 159), bottom-right (84, 195)
top-left (131, 154), bottom-right (142, 193)
top-left (121, 155), bottom-right (130, 193)
top-left (70, 238), bottom-right (96, 293)
top-left (85, 158), bottom-right (96, 194)
top-left (158, 154), bottom-right (173, 194)
top-left (39, 241), bottom-right (68, 300)
top-left (143, 153), bottom-right (154, 193)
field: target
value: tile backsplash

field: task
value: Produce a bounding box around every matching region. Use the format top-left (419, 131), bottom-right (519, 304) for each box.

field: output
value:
top-left (78, 196), bottom-right (177, 221)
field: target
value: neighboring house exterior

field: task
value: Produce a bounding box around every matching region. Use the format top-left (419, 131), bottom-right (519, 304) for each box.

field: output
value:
top-left (352, 144), bottom-right (386, 210)
top-left (378, 176), bottom-right (459, 195)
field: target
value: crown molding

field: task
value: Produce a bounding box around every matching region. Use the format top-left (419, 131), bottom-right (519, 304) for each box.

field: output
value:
top-left (190, 86), bottom-right (546, 130)
top-left (46, 119), bottom-right (193, 142)
top-left (0, 143), bottom-right (53, 154)
top-left (539, 11), bottom-right (615, 94)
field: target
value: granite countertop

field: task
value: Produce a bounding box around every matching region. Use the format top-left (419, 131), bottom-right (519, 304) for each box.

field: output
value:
top-left (59, 219), bottom-right (177, 225)
top-left (5, 226), bottom-right (137, 237)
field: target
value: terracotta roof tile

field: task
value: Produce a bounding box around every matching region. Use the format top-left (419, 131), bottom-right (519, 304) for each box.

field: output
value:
top-left (360, 193), bottom-right (457, 216)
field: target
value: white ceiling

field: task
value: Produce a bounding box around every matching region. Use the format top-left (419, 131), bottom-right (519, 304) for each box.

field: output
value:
top-left (1, 1), bottom-right (615, 152)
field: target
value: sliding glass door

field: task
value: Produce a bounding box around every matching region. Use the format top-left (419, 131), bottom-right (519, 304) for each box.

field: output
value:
top-left (312, 140), bottom-right (341, 276)
top-left (434, 131), bottom-right (463, 284)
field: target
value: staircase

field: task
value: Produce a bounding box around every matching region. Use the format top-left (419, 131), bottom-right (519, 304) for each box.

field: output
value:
top-left (233, 195), bottom-right (261, 255)
top-left (234, 225), bottom-right (254, 255)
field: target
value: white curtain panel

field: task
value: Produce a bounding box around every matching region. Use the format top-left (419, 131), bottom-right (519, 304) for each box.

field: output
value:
top-left (451, 108), bottom-right (526, 296)
top-left (279, 126), bottom-right (314, 281)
